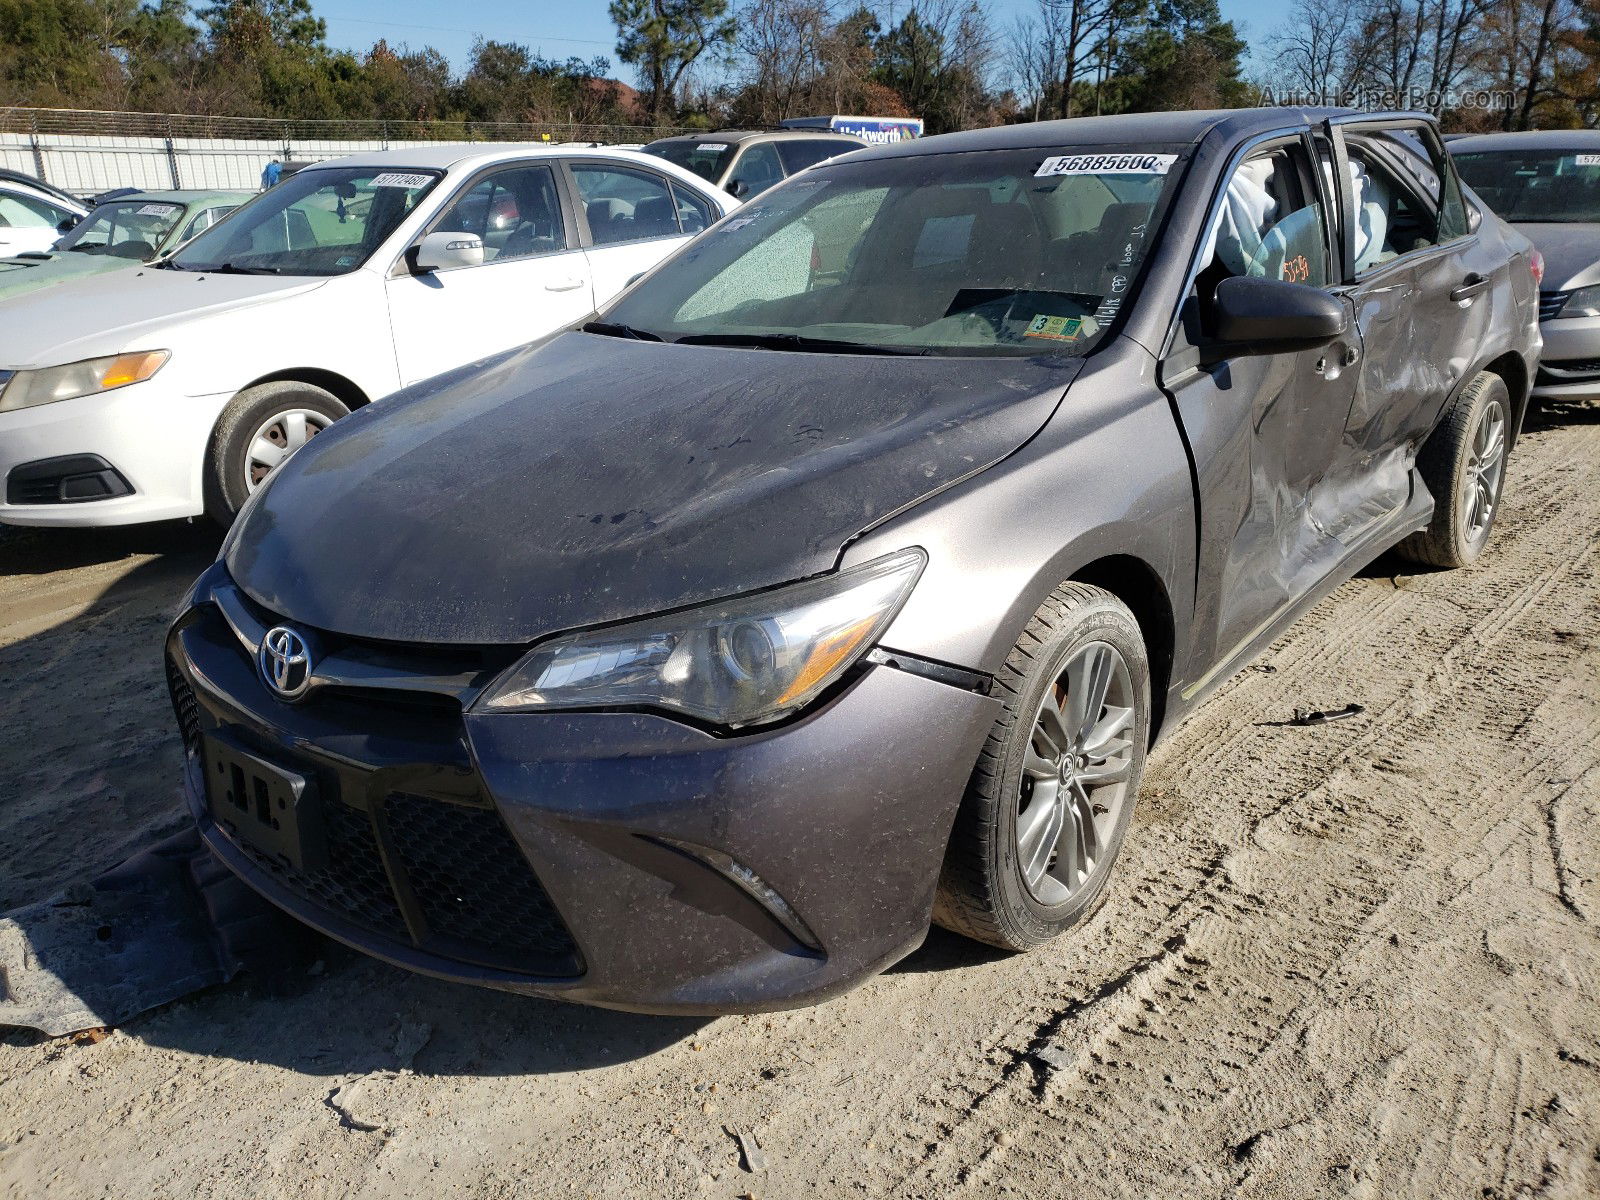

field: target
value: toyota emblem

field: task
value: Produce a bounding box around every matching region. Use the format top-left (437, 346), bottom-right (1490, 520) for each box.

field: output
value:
top-left (258, 625), bottom-right (314, 700)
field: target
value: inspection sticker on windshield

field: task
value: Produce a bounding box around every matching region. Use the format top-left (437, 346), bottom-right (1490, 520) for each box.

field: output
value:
top-left (137, 203), bottom-right (178, 216)
top-left (1036, 153), bottom-right (1176, 178)
top-left (369, 173), bottom-right (432, 188)
top-left (1025, 315), bottom-right (1083, 342)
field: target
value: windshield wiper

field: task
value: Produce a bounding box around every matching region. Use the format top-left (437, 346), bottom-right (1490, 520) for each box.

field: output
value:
top-left (205, 262), bottom-right (281, 275)
top-left (583, 320), bottom-right (664, 342)
top-left (672, 332), bottom-right (923, 355)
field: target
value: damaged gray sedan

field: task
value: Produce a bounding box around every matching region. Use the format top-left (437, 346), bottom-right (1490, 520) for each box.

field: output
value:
top-left (167, 107), bottom-right (1540, 1013)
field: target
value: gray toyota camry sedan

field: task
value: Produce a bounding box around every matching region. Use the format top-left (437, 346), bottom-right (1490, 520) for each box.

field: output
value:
top-left (168, 108), bottom-right (1540, 1014)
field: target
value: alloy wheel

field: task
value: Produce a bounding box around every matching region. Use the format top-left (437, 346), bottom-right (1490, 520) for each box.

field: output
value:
top-left (1015, 641), bottom-right (1136, 907)
top-left (246, 407), bottom-right (331, 491)
top-left (1460, 396), bottom-right (1507, 544)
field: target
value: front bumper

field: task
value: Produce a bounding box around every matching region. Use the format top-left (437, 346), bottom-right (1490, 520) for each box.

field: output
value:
top-left (0, 381), bottom-right (229, 526)
top-left (167, 584), bottom-right (999, 1014)
top-left (1533, 314), bottom-right (1600, 401)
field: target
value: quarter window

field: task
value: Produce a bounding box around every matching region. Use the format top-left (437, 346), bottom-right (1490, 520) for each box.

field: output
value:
top-left (436, 165), bottom-right (566, 262)
top-left (571, 165), bottom-right (684, 245)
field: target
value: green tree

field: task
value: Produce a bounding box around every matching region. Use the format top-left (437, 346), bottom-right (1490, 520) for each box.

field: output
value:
top-left (1111, 0), bottom-right (1247, 111)
top-left (610, 0), bottom-right (736, 123)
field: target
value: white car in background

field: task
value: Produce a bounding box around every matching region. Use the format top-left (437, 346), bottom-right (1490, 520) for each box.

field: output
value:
top-left (0, 145), bottom-right (734, 527)
top-left (0, 169), bottom-right (88, 256)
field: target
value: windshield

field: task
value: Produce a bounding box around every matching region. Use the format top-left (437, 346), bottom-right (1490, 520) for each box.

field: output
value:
top-left (641, 141), bottom-right (734, 184)
top-left (1452, 149), bottom-right (1600, 222)
top-left (169, 167), bottom-right (441, 275)
top-left (599, 145), bottom-right (1186, 357)
top-left (56, 200), bottom-right (188, 258)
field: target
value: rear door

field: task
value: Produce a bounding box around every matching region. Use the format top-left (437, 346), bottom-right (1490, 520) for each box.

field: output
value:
top-left (565, 161), bottom-right (711, 305)
top-left (1159, 133), bottom-right (1363, 679)
top-left (385, 160), bottom-right (594, 387)
top-left (1319, 119), bottom-right (1490, 540)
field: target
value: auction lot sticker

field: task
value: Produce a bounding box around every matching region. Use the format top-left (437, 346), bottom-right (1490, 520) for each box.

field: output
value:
top-left (137, 204), bottom-right (179, 215)
top-left (1036, 153), bottom-right (1177, 177)
top-left (370, 173), bottom-right (433, 189)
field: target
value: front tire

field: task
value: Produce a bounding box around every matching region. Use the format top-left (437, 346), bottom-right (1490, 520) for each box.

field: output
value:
top-left (934, 583), bottom-right (1150, 952)
top-left (205, 381), bottom-right (348, 527)
top-left (1397, 371), bottom-right (1511, 569)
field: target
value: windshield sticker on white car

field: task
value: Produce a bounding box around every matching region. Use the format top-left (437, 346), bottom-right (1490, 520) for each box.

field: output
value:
top-left (1035, 153), bottom-right (1177, 178)
top-left (1577, 154), bottom-right (1600, 167)
top-left (137, 204), bottom-right (179, 216)
top-left (700, 143), bottom-right (729, 151)
top-left (369, 173), bottom-right (433, 189)
top-left (1024, 315), bottom-right (1084, 342)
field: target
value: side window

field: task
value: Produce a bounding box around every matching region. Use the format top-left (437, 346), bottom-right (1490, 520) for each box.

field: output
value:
top-left (0, 193), bottom-right (67, 229)
top-left (776, 139), bottom-right (851, 175)
top-left (435, 164), bottom-right (565, 263)
top-left (178, 206), bottom-right (236, 242)
top-left (1200, 146), bottom-right (1331, 293)
top-left (727, 142), bottom-right (784, 197)
top-left (1342, 142), bottom-right (1442, 272)
top-left (671, 183), bottom-right (713, 234)
top-left (571, 165), bottom-right (683, 245)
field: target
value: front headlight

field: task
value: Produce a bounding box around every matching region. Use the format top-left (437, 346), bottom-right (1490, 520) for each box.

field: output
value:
top-left (477, 549), bottom-right (926, 728)
top-left (0, 350), bottom-right (169, 413)
top-left (1559, 284), bottom-right (1600, 318)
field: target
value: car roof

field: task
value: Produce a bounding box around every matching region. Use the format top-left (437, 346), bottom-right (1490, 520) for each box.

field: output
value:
top-left (297, 143), bottom-right (722, 195)
top-left (1448, 129), bottom-right (1600, 152)
top-left (96, 189), bottom-right (256, 207)
top-left (850, 107), bottom-right (1405, 161)
top-left (647, 129), bottom-right (866, 146)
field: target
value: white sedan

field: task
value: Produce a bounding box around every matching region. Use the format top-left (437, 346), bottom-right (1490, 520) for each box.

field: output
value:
top-left (0, 169), bottom-right (88, 257)
top-left (0, 145), bottom-right (734, 527)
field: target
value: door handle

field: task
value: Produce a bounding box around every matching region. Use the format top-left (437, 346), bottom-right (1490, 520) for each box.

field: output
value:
top-left (545, 277), bottom-right (585, 292)
top-left (1450, 273), bottom-right (1490, 303)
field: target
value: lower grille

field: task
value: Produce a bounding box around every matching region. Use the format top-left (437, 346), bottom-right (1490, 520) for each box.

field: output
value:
top-left (235, 796), bottom-right (410, 941)
top-left (1538, 358), bottom-right (1600, 383)
top-left (384, 793), bottom-right (578, 970)
top-left (166, 655), bottom-right (202, 755)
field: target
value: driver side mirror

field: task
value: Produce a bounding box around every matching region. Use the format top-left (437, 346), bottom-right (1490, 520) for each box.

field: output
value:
top-left (57, 218), bottom-right (78, 233)
top-left (1211, 276), bottom-right (1347, 356)
top-left (411, 230), bottom-right (484, 274)
top-left (726, 179), bottom-right (750, 198)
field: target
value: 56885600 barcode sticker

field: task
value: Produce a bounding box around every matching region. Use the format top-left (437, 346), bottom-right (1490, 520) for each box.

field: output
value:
top-left (1036, 153), bottom-right (1177, 178)
top-left (369, 172), bottom-right (433, 189)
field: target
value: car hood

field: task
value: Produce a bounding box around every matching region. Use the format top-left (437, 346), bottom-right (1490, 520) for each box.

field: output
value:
top-left (0, 267), bottom-right (327, 370)
top-left (0, 251), bottom-right (139, 303)
top-left (227, 332), bottom-right (1081, 645)
top-left (1512, 222), bottom-right (1600, 292)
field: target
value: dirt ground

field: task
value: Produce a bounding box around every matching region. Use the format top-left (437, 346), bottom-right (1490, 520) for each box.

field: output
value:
top-left (1, 400), bottom-right (1597, 1200)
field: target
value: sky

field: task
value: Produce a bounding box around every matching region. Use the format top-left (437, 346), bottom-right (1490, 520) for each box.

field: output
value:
top-left (317, 0), bottom-right (1286, 80)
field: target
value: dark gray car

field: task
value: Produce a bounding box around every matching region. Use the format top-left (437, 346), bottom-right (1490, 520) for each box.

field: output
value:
top-left (167, 107), bottom-right (1540, 1014)
top-left (1452, 129), bottom-right (1600, 403)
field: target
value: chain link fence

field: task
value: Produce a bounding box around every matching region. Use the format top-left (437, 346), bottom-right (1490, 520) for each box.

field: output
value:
top-left (0, 106), bottom-right (692, 195)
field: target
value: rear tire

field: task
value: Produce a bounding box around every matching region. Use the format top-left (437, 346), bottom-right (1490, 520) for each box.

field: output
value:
top-left (934, 583), bottom-right (1150, 952)
top-left (1397, 371), bottom-right (1511, 569)
top-left (205, 381), bottom-right (348, 527)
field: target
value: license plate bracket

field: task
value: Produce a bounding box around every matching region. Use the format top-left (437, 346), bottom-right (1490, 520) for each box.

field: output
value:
top-left (203, 733), bottom-right (325, 872)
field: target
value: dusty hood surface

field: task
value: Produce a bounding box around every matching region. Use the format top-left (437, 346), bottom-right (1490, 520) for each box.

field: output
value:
top-left (227, 331), bottom-right (1080, 645)
top-left (1513, 222), bottom-right (1600, 292)
top-left (0, 266), bottom-right (325, 369)
top-left (0, 251), bottom-right (141, 305)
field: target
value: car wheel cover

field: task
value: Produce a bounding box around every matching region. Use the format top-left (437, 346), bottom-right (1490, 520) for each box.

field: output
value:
top-left (246, 407), bottom-right (331, 491)
top-left (1015, 640), bottom-right (1136, 907)
top-left (1460, 396), bottom-right (1507, 544)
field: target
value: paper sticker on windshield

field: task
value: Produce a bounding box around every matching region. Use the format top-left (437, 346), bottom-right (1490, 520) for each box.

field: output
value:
top-left (137, 203), bottom-right (179, 216)
top-left (1025, 315), bottom-right (1083, 342)
top-left (699, 142), bottom-right (729, 151)
top-left (1036, 153), bottom-right (1176, 178)
top-left (1577, 154), bottom-right (1600, 167)
top-left (369, 173), bottom-right (432, 189)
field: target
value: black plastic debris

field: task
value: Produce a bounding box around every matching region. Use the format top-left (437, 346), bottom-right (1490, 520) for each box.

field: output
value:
top-left (0, 824), bottom-right (315, 1037)
top-left (1289, 703), bottom-right (1365, 726)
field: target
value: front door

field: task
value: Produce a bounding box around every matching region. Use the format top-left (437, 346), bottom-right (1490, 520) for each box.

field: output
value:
top-left (1160, 136), bottom-right (1364, 681)
top-left (1319, 121), bottom-right (1493, 541)
top-left (386, 162), bottom-right (595, 387)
